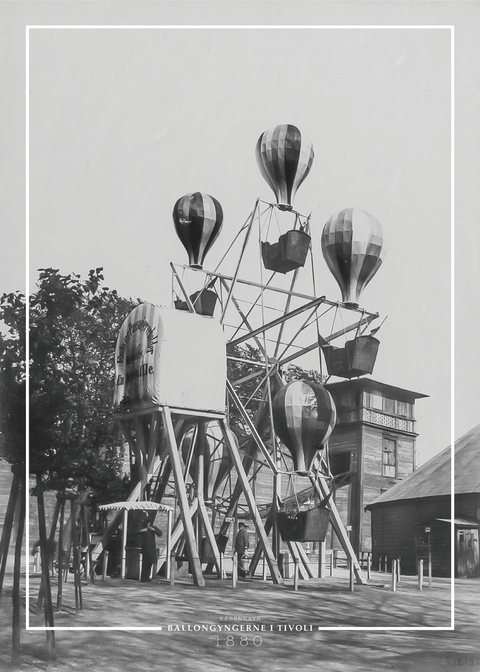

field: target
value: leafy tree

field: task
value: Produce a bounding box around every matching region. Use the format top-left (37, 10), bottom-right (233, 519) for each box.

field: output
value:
top-left (0, 268), bottom-right (141, 503)
top-left (0, 291), bottom-right (26, 467)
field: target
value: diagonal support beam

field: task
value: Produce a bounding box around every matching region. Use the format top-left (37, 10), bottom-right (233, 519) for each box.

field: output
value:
top-left (229, 296), bottom-right (326, 348)
top-left (226, 380), bottom-right (278, 475)
top-left (220, 419), bottom-right (283, 585)
top-left (162, 406), bottom-right (205, 587)
top-left (309, 473), bottom-right (367, 585)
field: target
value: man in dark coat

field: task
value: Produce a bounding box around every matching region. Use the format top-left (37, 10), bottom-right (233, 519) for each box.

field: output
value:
top-left (139, 515), bottom-right (162, 582)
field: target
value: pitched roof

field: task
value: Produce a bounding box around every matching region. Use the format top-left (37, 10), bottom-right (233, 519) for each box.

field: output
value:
top-left (366, 423), bottom-right (480, 508)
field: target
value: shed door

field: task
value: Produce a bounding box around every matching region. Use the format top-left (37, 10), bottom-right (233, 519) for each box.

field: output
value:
top-left (457, 529), bottom-right (479, 578)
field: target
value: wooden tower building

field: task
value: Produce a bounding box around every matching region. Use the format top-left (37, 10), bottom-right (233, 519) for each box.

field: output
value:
top-left (324, 378), bottom-right (428, 556)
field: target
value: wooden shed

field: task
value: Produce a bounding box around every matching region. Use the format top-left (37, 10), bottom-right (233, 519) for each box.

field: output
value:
top-left (365, 423), bottom-right (480, 578)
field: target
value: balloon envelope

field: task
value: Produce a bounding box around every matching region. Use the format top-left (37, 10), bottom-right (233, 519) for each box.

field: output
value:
top-left (255, 124), bottom-right (314, 210)
top-left (172, 192), bottom-right (223, 268)
top-left (272, 380), bottom-right (337, 473)
top-left (321, 208), bottom-right (384, 306)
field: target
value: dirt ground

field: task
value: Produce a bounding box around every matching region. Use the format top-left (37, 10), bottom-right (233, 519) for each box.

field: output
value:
top-left (1, 568), bottom-right (479, 672)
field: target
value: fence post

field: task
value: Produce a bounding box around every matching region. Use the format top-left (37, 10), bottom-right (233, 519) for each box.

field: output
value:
top-left (170, 554), bottom-right (175, 586)
top-left (329, 551), bottom-right (334, 577)
top-left (232, 554), bottom-right (237, 588)
top-left (102, 551), bottom-right (109, 582)
top-left (349, 559), bottom-right (354, 592)
top-left (396, 557), bottom-right (401, 583)
top-left (219, 552), bottom-right (224, 580)
top-left (318, 540), bottom-right (326, 578)
top-left (293, 558), bottom-right (299, 591)
top-left (418, 559), bottom-right (423, 591)
top-left (391, 559), bottom-right (397, 591)
top-left (367, 553), bottom-right (371, 581)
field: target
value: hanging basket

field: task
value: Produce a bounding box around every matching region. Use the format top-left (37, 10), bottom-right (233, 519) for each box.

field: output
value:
top-left (322, 335), bottom-right (379, 379)
top-left (261, 230), bottom-right (311, 274)
top-left (174, 289), bottom-right (217, 316)
top-left (276, 505), bottom-right (331, 542)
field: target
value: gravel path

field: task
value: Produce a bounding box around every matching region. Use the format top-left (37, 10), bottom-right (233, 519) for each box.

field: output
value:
top-left (1, 570), bottom-right (478, 671)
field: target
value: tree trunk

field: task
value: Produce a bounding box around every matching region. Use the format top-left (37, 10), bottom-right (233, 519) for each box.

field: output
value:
top-left (12, 473), bottom-right (25, 664)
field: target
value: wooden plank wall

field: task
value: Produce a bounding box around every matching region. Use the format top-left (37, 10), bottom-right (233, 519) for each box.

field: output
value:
top-left (327, 423), bottom-right (417, 555)
top-left (369, 496), bottom-right (453, 575)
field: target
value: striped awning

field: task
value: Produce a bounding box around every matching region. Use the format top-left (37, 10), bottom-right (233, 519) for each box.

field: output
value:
top-left (97, 501), bottom-right (172, 512)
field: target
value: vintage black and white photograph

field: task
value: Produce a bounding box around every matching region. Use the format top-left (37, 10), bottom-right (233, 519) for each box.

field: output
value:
top-left (0, 1), bottom-right (479, 671)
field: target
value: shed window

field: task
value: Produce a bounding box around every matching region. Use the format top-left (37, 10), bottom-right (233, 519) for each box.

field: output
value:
top-left (397, 400), bottom-right (412, 418)
top-left (384, 397), bottom-right (395, 414)
top-left (382, 437), bottom-right (397, 478)
top-left (369, 393), bottom-right (383, 410)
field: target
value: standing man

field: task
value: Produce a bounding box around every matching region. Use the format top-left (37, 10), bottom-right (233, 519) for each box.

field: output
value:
top-left (234, 522), bottom-right (250, 578)
top-left (139, 515), bottom-right (162, 582)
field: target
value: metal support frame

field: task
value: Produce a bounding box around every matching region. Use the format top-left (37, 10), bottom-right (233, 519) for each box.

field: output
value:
top-left (309, 473), bottom-right (367, 585)
top-left (220, 419), bottom-right (283, 585)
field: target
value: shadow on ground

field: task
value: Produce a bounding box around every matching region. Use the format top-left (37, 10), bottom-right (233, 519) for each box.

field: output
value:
top-left (1, 572), bottom-right (478, 672)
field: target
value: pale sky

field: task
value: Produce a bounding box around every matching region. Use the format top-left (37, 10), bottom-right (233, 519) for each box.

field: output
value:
top-left (1, 2), bottom-right (479, 466)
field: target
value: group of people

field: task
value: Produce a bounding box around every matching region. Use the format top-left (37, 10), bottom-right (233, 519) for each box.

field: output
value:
top-left (33, 516), bottom-right (250, 583)
top-left (138, 516), bottom-right (250, 582)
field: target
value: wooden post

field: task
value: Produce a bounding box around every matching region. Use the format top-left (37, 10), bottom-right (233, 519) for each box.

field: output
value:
top-left (428, 532), bottom-right (432, 588)
top-left (36, 474), bottom-right (56, 662)
top-left (396, 557), bottom-right (401, 583)
top-left (232, 554), bottom-right (237, 588)
top-left (310, 473), bottom-right (366, 585)
top-left (220, 420), bottom-right (283, 585)
top-left (418, 559), bottom-right (423, 590)
top-left (56, 498), bottom-right (66, 610)
top-left (170, 554), bottom-right (175, 586)
top-left (166, 510), bottom-right (173, 581)
top-left (102, 551), bottom-right (109, 582)
top-left (262, 555), bottom-right (267, 581)
top-left (329, 551), bottom-right (334, 577)
top-left (367, 553), bottom-right (371, 581)
top-left (11, 473), bottom-right (25, 665)
top-left (71, 501), bottom-right (82, 613)
top-left (0, 470), bottom-right (21, 600)
top-left (195, 424), bottom-right (223, 577)
top-left (162, 407), bottom-right (205, 587)
top-left (121, 509), bottom-right (128, 580)
top-left (349, 559), bottom-right (354, 592)
top-left (391, 559), bottom-right (397, 592)
top-left (82, 504), bottom-right (94, 585)
top-left (318, 540), bottom-right (326, 578)
top-left (220, 553), bottom-right (224, 580)
top-left (293, 557), bottom-right (299, 591)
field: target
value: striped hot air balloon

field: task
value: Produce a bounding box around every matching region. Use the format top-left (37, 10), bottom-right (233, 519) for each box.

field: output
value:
top-left (180, 421), bottom-right (233, 501)
top-left (272, 380), bottom-right (336, 474)
top-left (172, 192), bottom-right (223, 269)
top-left (255, 124), bottom-right (314, 210)
top-left (321, 208), bottom-right (384, 307)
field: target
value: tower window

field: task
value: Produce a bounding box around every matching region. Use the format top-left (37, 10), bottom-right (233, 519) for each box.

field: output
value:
top-left (382, 437), bottom-right (397, 478)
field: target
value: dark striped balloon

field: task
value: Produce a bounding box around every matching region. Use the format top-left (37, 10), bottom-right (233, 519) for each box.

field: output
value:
top-left (172, 192), bottom-right (223, 269)
top-left (272, 380), bottom-right (336, 474)
top-left (321, 208), bottom-right (384, 307)
top-left (255, 124), bottom-right (314, 210)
